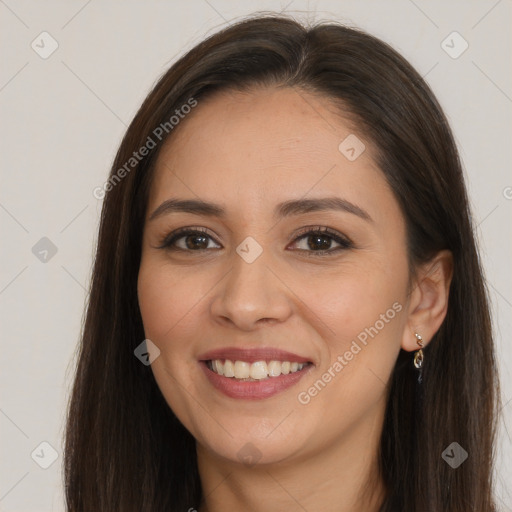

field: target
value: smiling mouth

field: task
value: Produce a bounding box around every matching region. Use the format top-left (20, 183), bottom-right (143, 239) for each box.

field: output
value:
top-left (205, 359), bottom-right (313, 381)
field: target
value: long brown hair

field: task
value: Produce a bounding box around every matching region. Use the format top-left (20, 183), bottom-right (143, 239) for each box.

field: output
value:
top-left (64, 14), bottom-right (499, 511)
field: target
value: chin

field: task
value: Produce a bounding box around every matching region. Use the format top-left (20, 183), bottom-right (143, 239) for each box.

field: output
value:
top-left (199, 433), bottom-right (303, 468)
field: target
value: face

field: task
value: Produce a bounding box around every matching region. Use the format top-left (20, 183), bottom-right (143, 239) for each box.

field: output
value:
top-left (137, 86), bottom-right (411, 467)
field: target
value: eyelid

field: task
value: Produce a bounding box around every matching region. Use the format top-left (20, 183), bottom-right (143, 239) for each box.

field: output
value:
top-left (292, 225), bottom-right (352, 242)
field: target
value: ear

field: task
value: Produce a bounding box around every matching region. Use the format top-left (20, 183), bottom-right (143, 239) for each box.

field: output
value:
top-left (401, 250), bottom-right (454, 351)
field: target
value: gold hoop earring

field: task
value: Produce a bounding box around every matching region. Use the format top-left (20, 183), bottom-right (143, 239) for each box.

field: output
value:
top-left (413, 333), bottom-right (424, 369)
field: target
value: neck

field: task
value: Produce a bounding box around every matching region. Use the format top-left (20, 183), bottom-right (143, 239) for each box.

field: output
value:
top-left (196, 405), bottom-right (387, 512)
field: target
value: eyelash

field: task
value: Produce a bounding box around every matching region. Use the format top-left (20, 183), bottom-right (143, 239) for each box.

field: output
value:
top-left (156, 226), bottom-right (354, 257)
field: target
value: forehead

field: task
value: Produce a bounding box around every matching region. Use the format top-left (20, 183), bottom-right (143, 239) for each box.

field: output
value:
top-left (149, 87), bottom-right (396, 223)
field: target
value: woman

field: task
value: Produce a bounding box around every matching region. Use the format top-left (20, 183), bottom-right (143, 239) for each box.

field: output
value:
top-left (64, 14), bottom-right (500, 511)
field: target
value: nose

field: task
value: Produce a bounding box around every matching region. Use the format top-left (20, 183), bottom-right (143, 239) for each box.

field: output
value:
top-left (210, 250), bottom-right (293, 331)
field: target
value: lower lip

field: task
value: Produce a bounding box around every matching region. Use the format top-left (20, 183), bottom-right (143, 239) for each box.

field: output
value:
top-left (199, 361), bottom-right (312, 400)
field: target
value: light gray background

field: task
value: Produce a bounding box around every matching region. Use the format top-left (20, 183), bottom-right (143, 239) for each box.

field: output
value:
top-left (0, 1), bottom-right (510, 510)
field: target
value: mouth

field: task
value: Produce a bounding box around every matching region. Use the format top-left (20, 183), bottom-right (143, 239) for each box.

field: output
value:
top-left (198, 347), bottom-right (314, 400)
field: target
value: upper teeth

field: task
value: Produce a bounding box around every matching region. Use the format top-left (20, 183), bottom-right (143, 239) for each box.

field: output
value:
top-left (209, 360), bottom-right (307, 380)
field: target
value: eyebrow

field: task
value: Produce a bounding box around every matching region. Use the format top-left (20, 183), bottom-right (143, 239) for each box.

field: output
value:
top-left (148, 196), bottom-right (372, 222)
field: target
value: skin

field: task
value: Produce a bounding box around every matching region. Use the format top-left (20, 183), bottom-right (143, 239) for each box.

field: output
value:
top-left (137, 86), bottom-right (453, 512)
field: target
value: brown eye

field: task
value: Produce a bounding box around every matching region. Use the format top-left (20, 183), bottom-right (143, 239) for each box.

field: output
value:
top-left (304, 233), bottom-right (335, 251)
top-left (182, 233), bottom-right (210, 250)
top-left (290, 227), bottom-right (353, 256)
top-left (158, 228), bottom-right (221, 251)
top-left (157, 226), bottom-right (353, 257)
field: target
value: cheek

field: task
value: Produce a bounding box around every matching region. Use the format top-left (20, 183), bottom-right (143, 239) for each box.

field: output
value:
top-left (292, 260), bottom-right (406, 346)
top-left (137, 259), bottom-right (208, 343)
top-left (291, 260), bottom-right (407, 410)
top-left (137, 260), bottom-right (207, 424)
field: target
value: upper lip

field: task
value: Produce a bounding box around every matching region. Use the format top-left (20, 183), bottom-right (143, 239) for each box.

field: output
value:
top-left (198, 347), bottom-right (312, 364)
